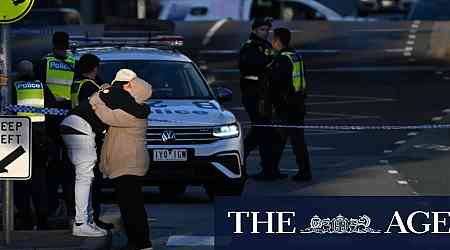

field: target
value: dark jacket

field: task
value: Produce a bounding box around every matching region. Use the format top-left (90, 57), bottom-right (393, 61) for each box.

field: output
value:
top-left (269, 48), bottom-right (307, 117)
top-left (67, 86), bottom-right (150, 135)
top-left (239, 33), bottom-right (273, 95)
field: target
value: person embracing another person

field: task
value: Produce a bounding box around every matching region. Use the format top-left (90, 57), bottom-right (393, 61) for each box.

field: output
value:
top-left (60, 68), bottom-right (152, 250)
top-left (90, 70), bottom-right (153, 250)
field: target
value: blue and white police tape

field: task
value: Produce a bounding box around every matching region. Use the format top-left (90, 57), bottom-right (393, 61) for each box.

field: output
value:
top-left (4, 104), bottom-right (450, 130)
top-left (5, 105), bottom-right (69, 116)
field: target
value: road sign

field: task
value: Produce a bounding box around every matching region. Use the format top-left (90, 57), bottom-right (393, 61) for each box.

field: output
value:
top-left (0, 116), bottom-right (31, 180)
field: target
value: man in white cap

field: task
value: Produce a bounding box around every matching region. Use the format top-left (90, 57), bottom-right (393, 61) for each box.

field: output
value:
top-left (60, 69), bottom-right (149, 237)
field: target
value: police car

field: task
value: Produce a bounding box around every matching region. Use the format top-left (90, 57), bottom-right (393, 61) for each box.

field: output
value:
top-left (73, 36), bottom-right (245, 199)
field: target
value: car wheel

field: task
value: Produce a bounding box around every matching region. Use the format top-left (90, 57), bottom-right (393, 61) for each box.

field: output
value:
top-left (159, 185), bottom-right (187, 197)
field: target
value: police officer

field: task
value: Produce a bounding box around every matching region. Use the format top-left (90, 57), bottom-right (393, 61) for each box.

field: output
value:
top-left (41, 31), bottom-right (76, 103)
top-left (12, 60), bottom-right (55, 229)
top-left (269, 28), bottom-right (312, 182)
top-left (240, 17), bottom-right (284, 180)
top-left (71, 53), bottom-right (114, 230)
top-left (40, 31), bottom-right (76, 224)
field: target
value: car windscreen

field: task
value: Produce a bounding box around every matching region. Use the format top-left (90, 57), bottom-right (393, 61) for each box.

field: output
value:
top-left (99, 60), bottom-right (212, 99)
top-left (409, 0), bottom-right (450, 20)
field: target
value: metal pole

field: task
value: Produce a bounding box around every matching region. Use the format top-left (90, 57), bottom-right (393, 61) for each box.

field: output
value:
top-left (137, 0), bottom-right (147, 19)
top-left (3, 181), bottom-right (13, 245)
top-left (0, 25), bottom-right (11, 114)
top-left (1, 24), bottom-right (13, 245)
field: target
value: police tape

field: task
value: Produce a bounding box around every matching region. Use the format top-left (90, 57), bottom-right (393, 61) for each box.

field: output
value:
top-left (5, 105), bottom-right (69, 116)
top-left (4, 105), bottom-right (450, 131)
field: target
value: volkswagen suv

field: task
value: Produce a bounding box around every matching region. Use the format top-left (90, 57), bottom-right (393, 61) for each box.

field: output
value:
top-left (74, 39), bottom-right (245, 199)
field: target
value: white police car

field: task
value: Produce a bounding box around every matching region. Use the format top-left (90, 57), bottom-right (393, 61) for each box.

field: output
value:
top-left (74, 38), bottom-right (245, 198)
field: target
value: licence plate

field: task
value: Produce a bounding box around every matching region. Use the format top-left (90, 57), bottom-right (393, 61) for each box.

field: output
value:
top-left (153, 149), bottom-right (188, 162)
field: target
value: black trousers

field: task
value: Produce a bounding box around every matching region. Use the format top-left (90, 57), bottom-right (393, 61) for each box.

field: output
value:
top-left (14, 131), bottom-right (49, 229)
top-left (272, 109), bottom-right (311, 176)
top-left (92, 137), bottom-right (105, 221)
top-left (112, 175), bottom-right (152, 249)
top-left (242, 92), bottom-right (274, 172)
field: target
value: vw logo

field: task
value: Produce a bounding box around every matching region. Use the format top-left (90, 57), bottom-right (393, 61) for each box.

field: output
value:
top-left (161, 130), bottom-right (176, 143)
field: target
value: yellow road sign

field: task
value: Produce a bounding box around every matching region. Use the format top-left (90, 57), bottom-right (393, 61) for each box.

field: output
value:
top-left (0, 0), bottom-right (34, 24)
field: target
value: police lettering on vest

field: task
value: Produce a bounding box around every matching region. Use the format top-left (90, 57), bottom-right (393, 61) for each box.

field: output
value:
top-left (45, 53), bottom-right (76, 101)
top-left (281, 52), bottom-right (306, 93)
top-left (14, 80), bottom-right (45, 123)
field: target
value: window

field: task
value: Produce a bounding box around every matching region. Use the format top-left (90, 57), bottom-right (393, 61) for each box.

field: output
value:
top-left (250, 0), bottom-right (326, 21)
top-left (100, 60), bottom-right (212, 99)
top-left (280, 2), bottom-right (326, 21)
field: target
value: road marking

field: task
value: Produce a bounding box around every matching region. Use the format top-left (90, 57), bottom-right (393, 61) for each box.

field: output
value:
top-left (411, 24), bottom-right (420, 29)
top-left (443, 108), bottom-right (450, 113)
top-left (352, 28), bottom-right (412, 32)
top-left (397, 180), bottom-right (409, 185)
top-left (403, 52), bottom-right (412, 57)
top-left (379, 160), bottom-right (389, 165)
top-left (167, 236), bottom-right (214, 247)
top-left (384, 150), bottom-right (393, 154)
top-left (388, 170), bottom-right (399, 174)
top-left (306, 131), bottom-right (359, 136)
top-left (408, 34), bottom-right (417, 39)
top-left (384, 48), bottom-right (406, 53)
top-left (413, 20), bottom-right (421, 25)
top-left (202, 19), bottom-right (228, 46)
top-left (395, 140), bottom-right (407, 145)
top-left (407, 132), bottom-right (418, 136)
top-left (406, 40), bottom-right (415, 46)
top-left (405, 47), bottom-right (414, 51)
top-left (432, 116), bottom-right (443, 122)
top-left (410, 29), bottom-right (418, 34)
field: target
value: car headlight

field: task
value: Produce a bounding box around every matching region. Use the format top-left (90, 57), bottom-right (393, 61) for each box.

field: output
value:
top-left (213, 124), bottom-right (239, 138)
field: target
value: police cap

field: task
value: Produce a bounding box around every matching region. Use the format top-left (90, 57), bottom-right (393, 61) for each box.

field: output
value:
top-left (252, 17), bottom-right (273, 30)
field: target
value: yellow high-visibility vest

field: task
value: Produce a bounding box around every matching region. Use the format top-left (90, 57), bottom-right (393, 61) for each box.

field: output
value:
top-left (71, 78), bottom-right (100, 108)
top-left (281, 51), bottom-right (306, 93)
top-left (44, 53), bottom-right (76, 101)
top-left (14, 80), bottom-right (45, 123)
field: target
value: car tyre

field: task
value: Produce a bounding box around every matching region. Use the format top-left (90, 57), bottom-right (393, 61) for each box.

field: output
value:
top-left (204, 179), bottom-right (246, 201)
top-left (159, 185), bottom-right (187, 197)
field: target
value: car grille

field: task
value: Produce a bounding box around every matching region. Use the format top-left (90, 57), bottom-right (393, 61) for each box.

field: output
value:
top-left (146, 127), bottom-right (219, 145)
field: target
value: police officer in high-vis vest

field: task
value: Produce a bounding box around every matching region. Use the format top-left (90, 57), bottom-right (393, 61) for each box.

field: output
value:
top-left (41, 32), bottom-right (76, 103)
top-left (40, 31), bottom-right (76, 224)
top-left (269, 28), bottom-right (312, 182)
top-left (12, 60), bottom-right (56, 230)
top-left (239, 17), bottom-right (283, 181)
top-left (70, 53), bottom-right (114, 230)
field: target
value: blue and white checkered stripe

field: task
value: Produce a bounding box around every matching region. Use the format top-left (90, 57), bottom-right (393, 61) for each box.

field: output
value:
top-left (5, 105), bottom-right (69, 116)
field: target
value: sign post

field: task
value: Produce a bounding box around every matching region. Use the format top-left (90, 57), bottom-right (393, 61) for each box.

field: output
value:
top-left (0, 116), bottom-right (31, 245)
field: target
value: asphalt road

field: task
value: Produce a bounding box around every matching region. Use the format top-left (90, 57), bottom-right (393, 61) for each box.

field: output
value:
top-left (3, 15), bottom-right (450, 249)
top-left (17, 20), bottom-right (448, 249)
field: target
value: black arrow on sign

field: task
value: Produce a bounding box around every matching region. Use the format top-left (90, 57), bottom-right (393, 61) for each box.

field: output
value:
top-left (0, 146), bottom-right (26, 173)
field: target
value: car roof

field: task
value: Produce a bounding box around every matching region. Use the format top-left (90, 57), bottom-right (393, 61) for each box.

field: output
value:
top-left (74, 47), bottom-right (192, 63)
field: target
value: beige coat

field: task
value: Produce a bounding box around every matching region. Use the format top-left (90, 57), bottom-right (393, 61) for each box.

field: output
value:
top-left (89, 78), bottom-right (152, 179)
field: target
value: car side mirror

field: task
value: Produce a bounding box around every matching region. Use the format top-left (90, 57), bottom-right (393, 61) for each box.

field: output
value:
top-left (213, 86), bottom-right (233, 103)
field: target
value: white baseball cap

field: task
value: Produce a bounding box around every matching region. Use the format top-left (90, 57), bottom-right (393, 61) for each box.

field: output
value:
top-left (112, 69), bottom-right (137, 84)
